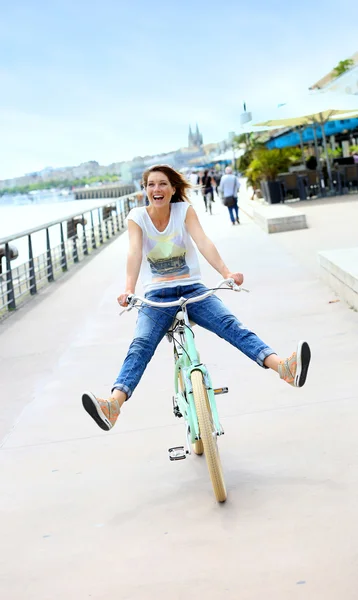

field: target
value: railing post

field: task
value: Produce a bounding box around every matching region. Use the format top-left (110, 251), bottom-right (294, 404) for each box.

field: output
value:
top-left (82, 213), bottom-right (88, 255)
top-left (5, 243), bottom-right (16, 310)
top-left (115, 204), bottom-right (120, 230)
top-left (97, 208), bottom-right (103, 244)
top-left (60, 222), bottom-right (68, 271)
top-left (46, 228), bottom-right (54, 282)
top-left (111, 211), bottom-right (115, 235)
top-left (104, 215), bottom-right (110, 240)
top-left (120, 200), bottom-right (124, 228)
top-left (72, 235), bottom-right (79, 263)
top-left (28, 234), bottom-right (37, 295)
top-left (90, 210), bottom-right (96, 249)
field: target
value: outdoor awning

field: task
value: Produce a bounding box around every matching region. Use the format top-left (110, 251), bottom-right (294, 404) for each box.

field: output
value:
top-left (254, 91), bottom-right (358, 128)
top-left (253, 90), bottom-right (358, 189)
top-left (210, 149), bottom-right (244, 162)
top-left (236, 124), bottom-right (282, 134)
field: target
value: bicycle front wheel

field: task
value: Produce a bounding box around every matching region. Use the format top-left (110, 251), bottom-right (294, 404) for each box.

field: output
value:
top-left (178, 367), bottom-right (203, 455)
top-left (191, 370), bottom-right (227, 502)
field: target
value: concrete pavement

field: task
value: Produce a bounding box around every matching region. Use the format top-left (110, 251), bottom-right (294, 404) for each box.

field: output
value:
top-left (1, 193), bottom-right (358, 599)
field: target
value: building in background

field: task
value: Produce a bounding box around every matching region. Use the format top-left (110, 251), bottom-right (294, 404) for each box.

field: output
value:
top-left (188, 124), bottom-right (203, 148)
top-left (265, 52), bottom-right (358, 156)
top-left (310, 51), bottom-right (358, 95)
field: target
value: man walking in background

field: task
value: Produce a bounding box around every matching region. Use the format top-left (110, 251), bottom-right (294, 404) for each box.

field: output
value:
top-left (219, 166), bottom-right (240, 225)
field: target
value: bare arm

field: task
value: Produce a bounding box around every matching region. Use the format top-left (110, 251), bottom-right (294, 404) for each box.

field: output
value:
top-left (118, 220), bottom-right (143, 306)
top-left (185, 206), bottom-right (244, 285)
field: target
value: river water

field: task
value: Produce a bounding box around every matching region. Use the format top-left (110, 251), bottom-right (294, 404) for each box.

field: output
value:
top-left (0, 190), bottom-right (128, 268)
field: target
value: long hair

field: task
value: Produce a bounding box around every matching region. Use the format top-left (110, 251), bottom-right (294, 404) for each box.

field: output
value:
top-left (142, 164), bottom-right (192, 203)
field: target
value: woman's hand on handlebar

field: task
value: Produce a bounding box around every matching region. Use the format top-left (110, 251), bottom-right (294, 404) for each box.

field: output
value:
top-left (117, 291), bottom-right (134, 307)
top-left (226, 272), bottom-right (244, 287)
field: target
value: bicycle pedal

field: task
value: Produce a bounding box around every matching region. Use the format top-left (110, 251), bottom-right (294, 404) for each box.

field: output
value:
top-left (168, 446), bottom-right (187, 461)
top-left (213, 387), bottom-right (229, 395)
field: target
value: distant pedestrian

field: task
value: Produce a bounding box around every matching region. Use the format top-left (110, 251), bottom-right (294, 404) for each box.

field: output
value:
top-left (189, 171), bottom-right (200, 194)
top-left (213, 171), bottom-right (222, 195)
top-left (219, 166), bottom-right (240, 225)
top-left (200, 169), bottom-right (215, 215)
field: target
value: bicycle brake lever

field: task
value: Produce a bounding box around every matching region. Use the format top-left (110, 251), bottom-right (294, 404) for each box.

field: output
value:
top-left (234, 286), bottom-right (250, 293)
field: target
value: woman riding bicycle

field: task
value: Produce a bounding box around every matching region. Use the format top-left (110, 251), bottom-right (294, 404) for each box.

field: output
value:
top-left (82, 165), bottom-right (311, 431)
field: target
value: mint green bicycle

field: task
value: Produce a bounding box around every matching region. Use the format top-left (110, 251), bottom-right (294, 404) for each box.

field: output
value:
top-left (125, 278), bottom-right (245, 503)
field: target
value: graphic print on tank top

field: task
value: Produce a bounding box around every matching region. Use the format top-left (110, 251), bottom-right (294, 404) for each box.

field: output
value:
top-left (146, 230), bottom-right (189, 282)
top-left (126, 203), bottom-right (201, 292)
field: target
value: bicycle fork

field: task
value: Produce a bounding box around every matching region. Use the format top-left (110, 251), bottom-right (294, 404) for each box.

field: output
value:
top-left (169, 310), bottom-right (228, 461)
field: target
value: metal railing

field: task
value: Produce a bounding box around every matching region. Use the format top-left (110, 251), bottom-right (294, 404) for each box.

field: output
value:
top-left (0, 192), bottom-right (143, 318)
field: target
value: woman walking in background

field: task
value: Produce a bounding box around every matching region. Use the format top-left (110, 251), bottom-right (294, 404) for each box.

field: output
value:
top-left (200, 169), bottom-right (215, 214)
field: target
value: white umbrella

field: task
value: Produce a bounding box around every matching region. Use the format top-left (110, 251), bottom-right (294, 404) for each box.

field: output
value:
top-left (254, 91), bottom-right (358, 189)
top-left (254, 91), bottom-right (358, 127)
top-left (237, 124), bottom-right (283, 134)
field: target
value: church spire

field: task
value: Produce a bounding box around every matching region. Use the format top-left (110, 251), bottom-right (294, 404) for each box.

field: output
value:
top-left (188, 124), bottom-right (203, 148)
top-left (188, 125), bottom-right (193, 148)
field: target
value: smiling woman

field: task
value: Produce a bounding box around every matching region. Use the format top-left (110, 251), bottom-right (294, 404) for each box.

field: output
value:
top-left (142, 164), bottom-right (192, 204)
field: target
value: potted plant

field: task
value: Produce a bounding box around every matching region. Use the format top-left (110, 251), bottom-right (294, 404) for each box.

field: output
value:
top-left (245, 148), bottom-right (299, 204)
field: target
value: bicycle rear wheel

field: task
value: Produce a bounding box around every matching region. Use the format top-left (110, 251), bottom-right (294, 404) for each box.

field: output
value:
top-left (191, 370), bottom-right (227, 502)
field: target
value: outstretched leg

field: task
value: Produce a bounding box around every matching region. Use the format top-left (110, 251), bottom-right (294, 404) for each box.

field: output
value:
top-left (187, 289), bottom-right (310, 386)
top-left (82, 299), bottom-right (178, 430)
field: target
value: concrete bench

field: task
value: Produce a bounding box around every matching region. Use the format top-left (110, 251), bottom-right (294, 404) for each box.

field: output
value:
top-left (252, 203), bottom-right (307, 234)
top-left (318, 248), bottom-right (358, 311)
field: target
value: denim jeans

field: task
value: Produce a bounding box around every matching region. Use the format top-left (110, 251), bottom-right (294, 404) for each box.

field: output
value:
top-left (112, 284), bottom-right (275, 399)
top-left (228, 202), bottom-right (239, 223)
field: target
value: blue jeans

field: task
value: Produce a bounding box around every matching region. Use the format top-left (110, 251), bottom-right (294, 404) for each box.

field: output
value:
top-left (228, 202), bottom-right (239, 223)
top-left (112, 284), bottom-right (275, 399)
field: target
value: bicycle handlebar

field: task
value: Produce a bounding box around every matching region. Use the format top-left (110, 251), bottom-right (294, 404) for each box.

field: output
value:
top-left (120, 278), bottom-right (249, 314)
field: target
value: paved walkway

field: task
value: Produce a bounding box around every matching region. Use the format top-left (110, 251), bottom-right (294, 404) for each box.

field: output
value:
top-left (239, 181), bottom-right (358, 276)
top-left (1, 193), bottom-right (358, 599)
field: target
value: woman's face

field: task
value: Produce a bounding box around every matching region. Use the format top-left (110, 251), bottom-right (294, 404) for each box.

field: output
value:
top-left (146, 171), bottom-right (175, 208)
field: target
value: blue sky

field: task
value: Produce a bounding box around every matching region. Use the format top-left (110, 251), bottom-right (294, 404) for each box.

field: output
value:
top-left (1, 0), bottom-right (357, 179)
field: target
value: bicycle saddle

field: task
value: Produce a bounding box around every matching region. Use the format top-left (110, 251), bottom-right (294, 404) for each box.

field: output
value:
top-left (170, 310), bottom-right (196, 329)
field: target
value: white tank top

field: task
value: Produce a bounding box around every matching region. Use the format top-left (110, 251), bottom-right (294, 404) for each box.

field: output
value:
top-left (127, 202), bottom-right (202, 293)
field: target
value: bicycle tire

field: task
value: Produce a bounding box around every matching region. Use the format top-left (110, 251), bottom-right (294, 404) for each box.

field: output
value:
top-left (178, 368), bottom-right (203, 455)
top-left (191, 370), bottom-right (227, 502)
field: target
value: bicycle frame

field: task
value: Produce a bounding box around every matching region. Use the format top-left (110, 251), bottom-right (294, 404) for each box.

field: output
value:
top-left (123, 278), bottom-right (247, 455)
top-left (172, 304), bottom-right (223, 452)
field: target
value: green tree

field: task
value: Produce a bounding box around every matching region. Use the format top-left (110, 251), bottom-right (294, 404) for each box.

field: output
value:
top-left (333, 59), bottom-right (354, 78)
top-left (233, 133), bottom-right (266, 174)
